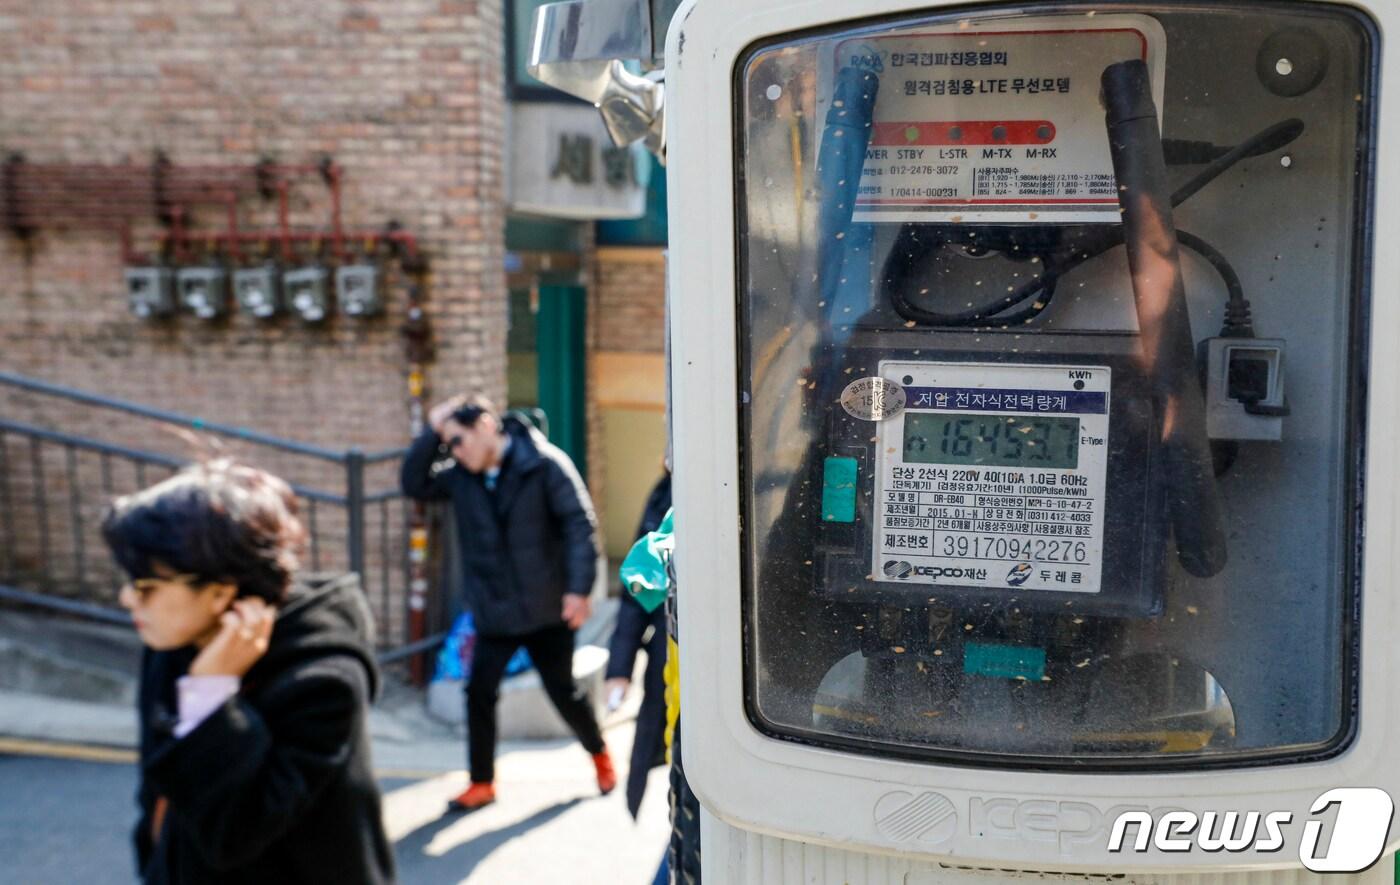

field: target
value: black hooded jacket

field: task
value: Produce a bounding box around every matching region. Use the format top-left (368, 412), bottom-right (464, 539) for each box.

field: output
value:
top-left (605, 472), bottom-right (672, 818)
top-left (399, 415), bottom-right (599, 637)
top-left (134, 572), bottom-right (395, 885)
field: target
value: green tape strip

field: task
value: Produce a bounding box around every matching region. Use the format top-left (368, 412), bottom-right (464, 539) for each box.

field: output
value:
top-left (821, 456), bottom-right (858, 523)
top-left (964, 642), bottom-right (1047, 681)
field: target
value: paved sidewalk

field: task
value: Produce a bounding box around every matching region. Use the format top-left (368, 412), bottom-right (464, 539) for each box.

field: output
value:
top-left (0, 604), bottom-right (670, 885)
top-left (382, 723), bottom-right (670, 884)
top-left (0, 687), bottom-right (670, 885)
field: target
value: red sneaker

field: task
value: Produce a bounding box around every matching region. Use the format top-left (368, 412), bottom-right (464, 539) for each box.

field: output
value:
top-left (446, 781), bottom-right (496, 813)
top-left (592, 750), bottom-right (618, 795)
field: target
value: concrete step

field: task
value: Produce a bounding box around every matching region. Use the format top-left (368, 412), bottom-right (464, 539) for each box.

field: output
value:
top-left (0, 689), bottom-right (139, 747)
top-left (0, 603), bottom-right (634, 747)
top-left (0, 611), bottom-right (139, 705)
top-left (426, 644), bottom-right (615, 740)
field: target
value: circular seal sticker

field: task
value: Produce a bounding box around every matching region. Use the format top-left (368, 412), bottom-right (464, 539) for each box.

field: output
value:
top-left (840, 376), bottom-right (906, 421)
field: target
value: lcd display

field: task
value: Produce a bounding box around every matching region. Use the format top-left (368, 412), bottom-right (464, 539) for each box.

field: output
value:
top-left (903, 412), bottom-right (1080, 468)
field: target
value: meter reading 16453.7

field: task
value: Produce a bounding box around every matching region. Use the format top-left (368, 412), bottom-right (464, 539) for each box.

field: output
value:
top-left (903, 413), bottom-right (1081, 469)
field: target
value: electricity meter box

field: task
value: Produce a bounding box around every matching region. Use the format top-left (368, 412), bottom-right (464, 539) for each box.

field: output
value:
top-left (234, 264), bottom-right (283, 319)
top-left (666, 0), bottom-right (1397, 878)
top-left (335, 264), bottom-right (382, 317)
top-left (176, 266), bottom-right (228, 320)
top-left (125, 266), bottom-right (174, 319)
top-left (283, 266), bottom-right (329, 323)
top-left (822, 336), bottom-right (1167, 622)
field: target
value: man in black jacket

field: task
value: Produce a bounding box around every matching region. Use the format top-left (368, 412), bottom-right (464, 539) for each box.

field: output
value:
top-left (401, 394), bottom-right (614, 812)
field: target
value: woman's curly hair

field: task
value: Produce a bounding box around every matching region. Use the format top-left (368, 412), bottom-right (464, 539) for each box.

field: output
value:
top-left (102, 459), bottom-right (307, 603)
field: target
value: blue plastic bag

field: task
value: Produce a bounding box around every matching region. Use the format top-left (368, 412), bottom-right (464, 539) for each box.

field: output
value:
top-left (433, 612), bottom-right (532, 682)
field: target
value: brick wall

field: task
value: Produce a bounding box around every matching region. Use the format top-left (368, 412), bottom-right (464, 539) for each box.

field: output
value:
top-left (593, 246), bottom-right (666, 353)
top-left (0, 0), bottom-right (507, 645)
top-left (588, 245), bottom-right (667, 560)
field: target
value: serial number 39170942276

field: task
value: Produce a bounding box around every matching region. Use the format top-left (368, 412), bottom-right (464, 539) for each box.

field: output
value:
top-left (936, 535), bottom-right (1088, 563)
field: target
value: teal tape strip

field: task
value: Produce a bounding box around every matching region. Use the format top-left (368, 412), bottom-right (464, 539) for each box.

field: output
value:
top-left (821, 456), bottom-right (858, 523)
top-left (964, 642), bottom-right (1047, 681)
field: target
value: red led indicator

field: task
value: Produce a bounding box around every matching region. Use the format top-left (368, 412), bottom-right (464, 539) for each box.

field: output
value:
top-left (871, 121), bottom-right (1057, 147)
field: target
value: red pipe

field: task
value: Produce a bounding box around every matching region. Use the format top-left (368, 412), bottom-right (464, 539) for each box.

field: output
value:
top-left (222, 191), bottom-right (242, 262)
top-left (120, 224), bottom-right (138, 264)
top-left (169, 207), bottom-right (188, 262)
top-left (327, 163), bottom-right (347, 261)
top-left (156, 229), bottom-right (417, 252)
top-left (385, 231), bottom-right (420, 258)
top-left (11, 159), bottom-right (421, 267)
top-left (277, 180), bottom-right (292, 261)
top-left (12, 195), bottom-right (253, 208)
top-left (19, 162), bottom-right (322, 178)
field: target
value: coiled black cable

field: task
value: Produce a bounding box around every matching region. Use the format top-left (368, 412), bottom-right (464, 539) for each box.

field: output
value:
top-left (886, 119), bottom-right (1301, 328)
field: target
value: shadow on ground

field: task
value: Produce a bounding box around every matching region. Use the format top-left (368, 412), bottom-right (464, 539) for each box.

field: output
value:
top-left (394, 797), bottom-right (585, 884)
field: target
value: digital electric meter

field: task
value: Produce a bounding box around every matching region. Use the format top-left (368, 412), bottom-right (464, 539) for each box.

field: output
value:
top-left (873, 361), bottom-right (1113, 595)
top-left (818, 334), bottom-right (1164, 618)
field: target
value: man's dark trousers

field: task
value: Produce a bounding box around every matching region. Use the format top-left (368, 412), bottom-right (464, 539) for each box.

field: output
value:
top-left (467, 623), bottom-right (606, 781)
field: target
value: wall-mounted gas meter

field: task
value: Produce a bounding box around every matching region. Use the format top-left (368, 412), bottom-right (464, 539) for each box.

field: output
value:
top-left (665, 0), bottom-right (1393, 880)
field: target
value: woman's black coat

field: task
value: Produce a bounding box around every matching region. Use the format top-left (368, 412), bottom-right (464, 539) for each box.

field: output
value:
top-left (134, 573), bottom-right (396, 885)
top-left (606, 472), bottom-right (672, 818)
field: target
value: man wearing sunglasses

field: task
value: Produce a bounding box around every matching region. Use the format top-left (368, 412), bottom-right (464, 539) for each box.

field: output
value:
top-left (401, 393), bottom-right (615, 813)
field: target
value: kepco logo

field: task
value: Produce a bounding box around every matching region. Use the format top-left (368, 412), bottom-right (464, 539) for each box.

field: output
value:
top-left (1107, 789), bottom-right (1394, 873)
top-left (874, 791), bottom-right (958, 844)
top-left (883, 560), bottom-right (914, 579)
top-left (881, 560), bottom-right (988, 581)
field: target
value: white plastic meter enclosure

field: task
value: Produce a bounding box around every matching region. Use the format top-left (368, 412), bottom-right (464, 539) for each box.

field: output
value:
top-left (666, 0), bottom-right (1400, 870)
top-left (731, 2), bottom-right (1368, 767)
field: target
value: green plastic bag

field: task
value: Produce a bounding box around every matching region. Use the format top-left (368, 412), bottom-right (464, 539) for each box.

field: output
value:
top-left (618, 508), bottom-right (674, 613)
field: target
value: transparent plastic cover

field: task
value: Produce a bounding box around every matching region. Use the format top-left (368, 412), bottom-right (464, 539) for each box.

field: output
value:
top-left (736, 4), bottom-right (1371, 766)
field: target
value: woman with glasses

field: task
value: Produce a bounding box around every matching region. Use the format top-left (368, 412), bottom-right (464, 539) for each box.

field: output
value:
top-left (104, 460), bottom-right (395, 885)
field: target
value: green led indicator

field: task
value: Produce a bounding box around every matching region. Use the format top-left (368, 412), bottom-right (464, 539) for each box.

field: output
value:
top-left (821, 456), bottom-right (858, 523)
top-left (964, 642), bottom-right (1047, 681)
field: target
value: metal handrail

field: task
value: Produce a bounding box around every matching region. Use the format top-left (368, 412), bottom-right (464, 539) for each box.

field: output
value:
top-left (0, 419), bottom-right (352, 505)
top-left (0, 584), bottom-right (131, 626)
top-left (364, 448), bottom-right (410, 464)
top-left (0, 419), bottom-right (185, 470)
top-left (0, 369), bottom-right (446, 665)
top-left (0, 370), bottom-right (408, 463)
top-left (376, 632), bottom-right (448, 663)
